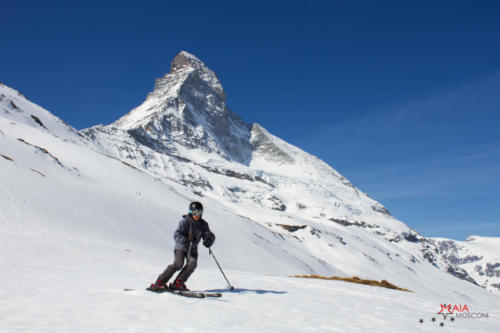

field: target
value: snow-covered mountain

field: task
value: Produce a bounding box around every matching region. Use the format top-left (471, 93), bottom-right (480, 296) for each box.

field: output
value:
top-left (82, 51), bottom-right (403, 233)
top-left (1, 53), bottom-right (499, 331)
top-left (80, 51), bottom-right (500, 293)
top-left (422, 236), bottom-right (500, 292)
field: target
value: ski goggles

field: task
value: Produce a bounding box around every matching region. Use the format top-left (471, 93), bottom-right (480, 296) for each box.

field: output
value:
top-left (189, 209), bottom-right (203, 216)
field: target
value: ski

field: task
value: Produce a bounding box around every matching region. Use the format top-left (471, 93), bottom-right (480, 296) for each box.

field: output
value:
top-left (149, 288), bottom-right (206, 298)
top-left (124, 288), bottom-right (222, 298)
top-left (188, 290), bottom-right (223, 298)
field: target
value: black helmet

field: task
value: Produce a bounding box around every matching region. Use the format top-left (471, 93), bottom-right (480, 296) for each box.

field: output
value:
top-left (189, 201), bottom-right (203, 216)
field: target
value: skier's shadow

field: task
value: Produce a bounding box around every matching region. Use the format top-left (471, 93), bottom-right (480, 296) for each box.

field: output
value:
top-left (204, 288), bottom-right (287, 295)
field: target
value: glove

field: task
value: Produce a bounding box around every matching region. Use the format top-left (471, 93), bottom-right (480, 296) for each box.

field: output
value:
top-left (203, 233), bottom-right (215, 248)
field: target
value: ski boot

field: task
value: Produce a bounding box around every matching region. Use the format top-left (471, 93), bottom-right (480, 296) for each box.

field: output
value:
top-left (169, 279), bottom-right (189, 291)
top-left (149, 279), bottom-right (168, 292)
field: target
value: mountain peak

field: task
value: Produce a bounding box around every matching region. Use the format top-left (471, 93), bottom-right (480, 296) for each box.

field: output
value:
top-left (106, 51), bottom-right (251, 164)
top-left (170, 51), bottom-right (205, 73)
top-left (162, 51), bottom-right (226, 102)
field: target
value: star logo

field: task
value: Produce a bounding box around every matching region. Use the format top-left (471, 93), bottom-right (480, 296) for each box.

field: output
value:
top-left (438, 304), bottom-right (452, 314)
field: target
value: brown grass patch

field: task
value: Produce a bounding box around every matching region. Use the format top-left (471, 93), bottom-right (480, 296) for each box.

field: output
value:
top-left (291, 274), bottom-right (412, 292)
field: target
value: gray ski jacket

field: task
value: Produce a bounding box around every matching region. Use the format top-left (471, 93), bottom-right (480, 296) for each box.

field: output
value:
top-left (173, 215), bottom-right (215, 257)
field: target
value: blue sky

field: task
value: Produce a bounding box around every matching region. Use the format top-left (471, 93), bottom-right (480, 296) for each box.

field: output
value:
top-left (2, 1), bottom-right (499, 240)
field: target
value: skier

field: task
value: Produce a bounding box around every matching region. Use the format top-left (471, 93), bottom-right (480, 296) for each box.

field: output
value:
top-left (150, 201), bottom-right (215, 291)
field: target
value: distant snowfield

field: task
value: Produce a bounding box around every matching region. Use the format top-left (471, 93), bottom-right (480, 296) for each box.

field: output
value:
top-left (1, 80), bottom-right (499, 332)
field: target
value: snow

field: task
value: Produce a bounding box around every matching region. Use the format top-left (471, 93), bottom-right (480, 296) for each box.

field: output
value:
top-left (1, 77), bottom-right (500, 332)
top-left (465, 235), bottom-right (500, 258)
top-left (2, 234), bottom-right (499, 332)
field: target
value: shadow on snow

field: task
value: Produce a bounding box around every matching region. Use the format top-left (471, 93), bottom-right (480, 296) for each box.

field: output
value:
top-left (204, 288), bottom-right (287, 295)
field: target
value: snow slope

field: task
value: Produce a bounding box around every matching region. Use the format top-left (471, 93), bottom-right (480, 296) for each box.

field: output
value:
top-left (1, 73), bottom-right (499, 332)
top-left (2, 235), bottom-right (499, 333)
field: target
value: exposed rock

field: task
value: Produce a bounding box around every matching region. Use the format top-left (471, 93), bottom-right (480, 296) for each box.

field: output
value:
top-left (371, 204), bottom-right (391, 216)
top-left (329, 217), bottom-right (377, 229)
top-left (9, 101), bottom-right (18, 110)
top-left (276, 224), bottom-right (307, 232)
top-left (447, 265), bottom-right (479, 286)
top-left (1, 154), bottom-right (14, 161)
top-left (403, 232), bottom-right (420, 243)
top-left (17, 138), bottom-right (65, 168)
top-left (250, 124), bottom-right (294, 164)
top-left (447, 255), bottom-right (483, 265)
top-left (31, 115), bottom-right (46, 128)
top-left (268, 195), bottom-right (286, 211)
top-left (485, 263), bottom-right (500, 277)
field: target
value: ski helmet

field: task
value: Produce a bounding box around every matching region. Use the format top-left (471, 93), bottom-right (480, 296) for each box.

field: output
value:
top-left (189, 201), bottom-right (203, 216)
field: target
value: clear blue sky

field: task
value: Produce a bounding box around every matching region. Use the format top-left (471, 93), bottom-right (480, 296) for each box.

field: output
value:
top-left (2, 1), bottom-right (499, 240)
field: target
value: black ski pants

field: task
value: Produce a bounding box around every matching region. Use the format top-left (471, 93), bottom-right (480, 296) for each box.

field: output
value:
top-left (157, 249), bottom-right (197, 284)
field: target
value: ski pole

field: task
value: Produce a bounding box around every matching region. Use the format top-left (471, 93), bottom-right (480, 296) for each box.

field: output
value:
top-left (209, 247), bottom-right (234, 290)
